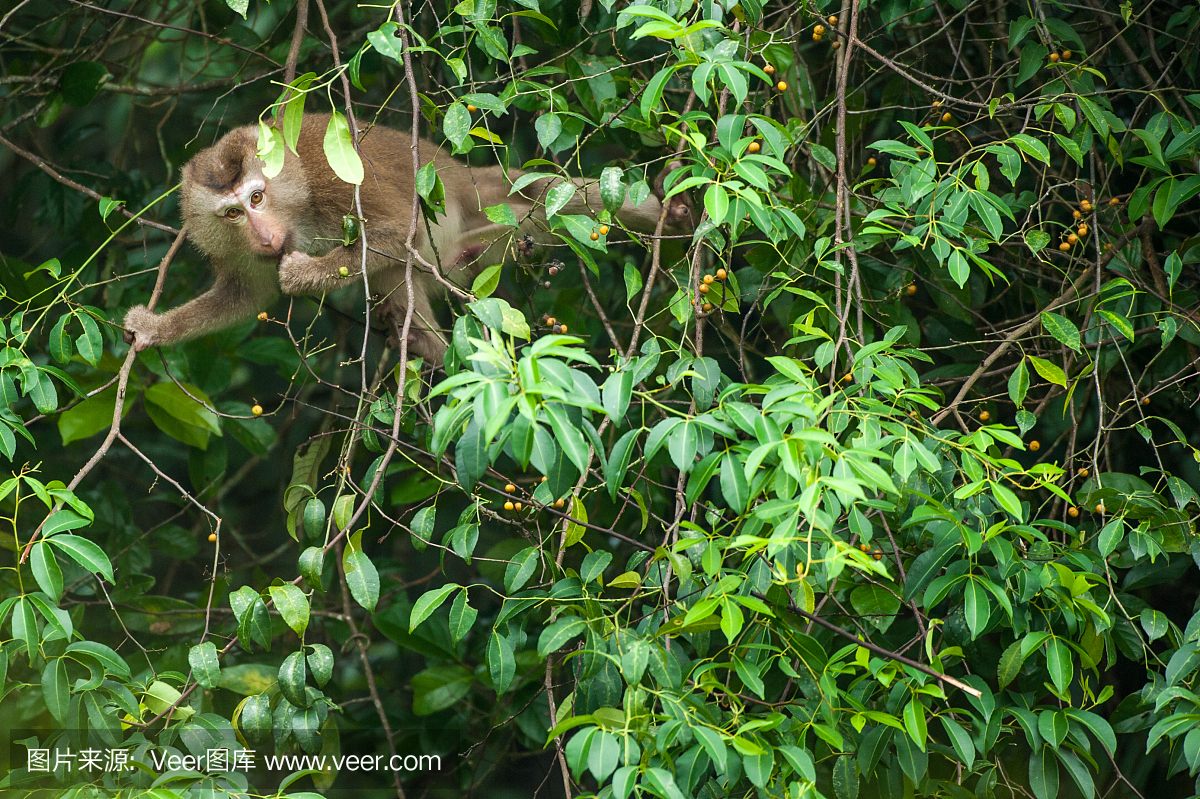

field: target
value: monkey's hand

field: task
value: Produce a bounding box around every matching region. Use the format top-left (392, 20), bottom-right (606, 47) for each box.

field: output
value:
top-left (278, 251), bottom-right (337, 295)
top-left (123, 305), bottom-right (162, 351)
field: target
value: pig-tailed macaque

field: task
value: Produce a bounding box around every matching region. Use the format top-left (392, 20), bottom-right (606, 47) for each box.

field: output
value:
top-left (123, 113), bottom-right (692, 361)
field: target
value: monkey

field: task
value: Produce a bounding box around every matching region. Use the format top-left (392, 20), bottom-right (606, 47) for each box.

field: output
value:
top-left (123, 113), bottom-right (692, 362)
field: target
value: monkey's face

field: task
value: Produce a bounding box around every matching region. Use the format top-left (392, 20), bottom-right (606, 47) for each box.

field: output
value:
top-left (181, 127), bottom-right (312, 266)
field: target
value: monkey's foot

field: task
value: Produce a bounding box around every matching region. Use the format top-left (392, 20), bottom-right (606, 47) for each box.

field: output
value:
top-left (278, 251), bottom-right (340, 295)
top-left (123, 305), bottom-right (161, 351)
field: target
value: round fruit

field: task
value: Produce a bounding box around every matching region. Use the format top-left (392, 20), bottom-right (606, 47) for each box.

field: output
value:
top-left (504, 501), bottom-right (514, 511)
top-left (716, 268), bottom-right (727, 280)
top-left (1030, 440), bottom-right (1040, 451)
top-left (541, 475), bottom-right (548, 482)
top-left (1095, 503), bottom-right (1105, 514)
top-left (872, 551), bottom-right (883, 561)
top-left (1077, 225), bottom-right (1088, 235)
top-left (546, 317), bottom-right (556, 326)
top-left (698, 283), bottom-right (710, 294)
top-left (338, 266), bottom-right (350, 277)
top-left (549, 266), bottom-right (559, 276)
top-left (467, 104), bottom-right (477, 112)
top-left (1141, 396), bottom-right (1150, 406)
top-left (209, 533), bottom-right (217, 542)
top-left (544, 281), bottom-right (552, 288)
top-left (599, 224), bottom-right (609, 235)
top-left (559, 323), bottom-right (568, 333)
top-left (505, 483), bottom-right (516, 493)
top-left (831, 41), bottom-right (841, 49)
top-left (702, 302), bottom-right (713, 311)
top-left (514, 502), bottom-right (523, 512)
top-left (859, 543), bottom-right (869, 552)
top-left (257, 311), bottom-right (268, 321)
top-left (777, 81), bottom-right (788, 91)
top-left (906, 283), bottom-right (917, 295)
top-left (748, 141), bottom-right (761, 153)
top-left (814, 24), bottom-right (825, 34)
top-left (980, 410), bottom-right (990, 421)
top-left (703, 274), bottom-right (714, 284)
top-left (828, 15), bottom-right (838, 24)
top-left (812, 33), bottom-right (822, 41)
top-left (1067, 233), bottom-right (1078, 245)
top-left (555, 498), bottom-right (565, 508)
top-left (1062, 50), bottom-right (1072, 59)
top-left (941, 112), bottom-right (951, 123)
top-left (1067, 506), bottom-right (1079, 517)
top-left (867, 157), bottom-right (876, 166)
top-left (1049, 52), bottom-right (1060, 62)
top-left (252, 404), bottom-right (263, 416)
top-left (842, 373), bottom-right (853, 383)
top-left (1072, 209), bottom-right (1082, 219)
top-left (764, 64), bottom-right (775, 75)
top-left (1109, 196), bottom-right (1119, 206)
top-left (1059, 242), bottom-right (1072, 252)
top-left (590, 231), bottom-right (599, 241)
top-left (1077, 468), bottom-right (1088, 477)
top-left (1081, 200), bottom-right (1092, 212)
top-left (932, 99), bottom-right (942, 107)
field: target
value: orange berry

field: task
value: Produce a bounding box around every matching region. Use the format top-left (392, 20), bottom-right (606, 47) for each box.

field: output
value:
top-left (505, 483), bottom-right (516, 493)
top-left (1109, 196), bottom-right (1119, 206)
top-left (559, 323), bottom-right (567, 333)
top-left (257, 311), bottom-right (268, 321)
top-left (208, 533), bottom-right (217, 542)
top-left (1072, 210), bottom-right (1082, 219)
top-left (555, 498), bottom-right (565, 508)
top-left (590, 232), bottom-right (599, 241)
top-left (812, 33), bottom-right (822, 42)
top-left (859, 543), bottom-right (869, 552)
top-left (467, 104), bottom-right (478, 112)
top-left (252, 404), bottom-right (263, 416)
top-left (1077, 225), bottom-right (1088, 236)
top-left (703, 274), bottom-right (714, 284)
top-left (872, 551), bottom-right (883, 561)
top-left (980, 410), bottom-right (990, 421)
top-left (828, 15), bottom-right (838, 25)
top-left (541, 475), bottom-right (548, 482)
top-left (906, 283), bottom-right (917, 296)
top-left (1059, 242), bottom-right (1072, 252)
top-left (1049, 52), bottom-right (1060, 63)
top-left (814, 24), bottom-right (826, 34)
top-left (748, 141), bottom-right (761, 153)
top-left (715, 268), bottom-right (727, 280)
top-left (514, 502), bottom-right (523, 512)
top-left (1141, 397), bottom-right (1150, 406)
top-left (1029, 440), bottom-right (1040, 451)
top-left (1067, 506), bottom-right (1079, 517)
top-left (1095, 503), bottom-right (1105, 514)
top-left (941, 112), bottom-right (951, 123)
top-left (1067, 233), bottom-right (1078, 245)
top-left (831, 41), bottom-right (841, 49)
top-left (867, 157), bottom-right (876, 166)
top-left (777, 81), bottom-right (788, 91)
top-left (701, 302), bottom-right (713, 311)
top-left (1062, 50), bottom-right (1072, 60)
top-left (504, 501), bottom-right (514, 511)
top-left (1077, 468), bottom-right (1089, 477)
top-left (599, 224), bottom-right (609, 235)
top-left (1081, 200), bottom-right (1092, 212)
top-left (932, 99), bottom-right (942, 108)
top-left (763, 64), bottom-right (775, 75)
top-left (841, 373), bottom-right (853, 383)
top-left (698, 283), bottom-right (710, 294)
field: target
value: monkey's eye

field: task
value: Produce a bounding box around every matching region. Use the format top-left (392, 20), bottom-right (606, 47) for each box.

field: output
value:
top-left (224, 208), bottom-right (243, 220)
top-left (250, 190), bottom-right (264, 205)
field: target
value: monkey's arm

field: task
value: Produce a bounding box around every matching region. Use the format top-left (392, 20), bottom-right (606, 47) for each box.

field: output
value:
top-left (123, 272), bottom-right (278, 351)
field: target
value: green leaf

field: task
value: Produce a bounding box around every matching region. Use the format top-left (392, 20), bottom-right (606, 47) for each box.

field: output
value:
top-left (1045, 637), bottom-right (1073, 693)
top-left (545, 181), bottom-right (576, 218)
top-left (30, 541), bottom-right (62, 602)
top-left (269, 584), bottom-right (310, 637)
top-left (536, 113), bottom-right (562, 149)
top-left (188, 642), bottom-right (221, 689)
top-left (1024, 229), bottom-right (1050, 253)
top-left (472, 264), bottom-right (503, 298)
top-left (448, 588), bottom-right (477, 643)
top-left (343, 548), bottom-right (379, 612)
top-left (412, 665), bottom-right (473, 715)
top-left (1041, 313), bottom-right (1081, 351)
top-left (484, 203), bottom-right (517, 227)
top-left (47, 534), bottom-right (113, 581)
top-left (602, 370), bottom-right (633, 421)
top-left (1009, 133), bottom-right (1050, 163)
top-left (488, 631), bottom-right (515, 692)
top-left (1008, 358), bottom-right (1030, 406)
top-left (605, 429), bottom-right (638, 500)
top-left (599, 167), bottom-right (626, 214)
top-left (1028, 356), bottom-right (1067, 388)
top-left (538, 616), bottom-right (586, 656)
top-left (322, 111), bottom-right (364, 185)
top-left (409, 584), bottom-right (460, 632)
top-left (1016, 44), bottom-right (1048, 86)
top-left (1097, 309), bottom-right (1135, 342)
top-left (581, 550), bottom-right (612, 584)
top-left (144, 382), bottom-right (221, 446)
top-left (42, 658), bottom-right (69, 722)
top-left (1029, 745), bottom-right (1059, 799)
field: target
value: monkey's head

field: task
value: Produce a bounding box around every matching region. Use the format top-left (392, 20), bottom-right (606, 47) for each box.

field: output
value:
top-left (180, 125), bottom-right (312, 264)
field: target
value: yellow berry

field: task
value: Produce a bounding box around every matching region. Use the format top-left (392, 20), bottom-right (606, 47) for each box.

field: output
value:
top-left (514, 502), bottom-right (523, 512)
top-left (1030, 440), bottom-right (1040, 451)
top-left (867, 157), bottom-right (876, 166)
top-left (1067, 233), bottom-right (1078, 244)
top-left (505, 483), bottom-right (516, 493)
top-left (831, 41), bottom-right (841, 49)
top-left (859, 543), bottom-right (869, 552)
top-left (599, 224), bottom-right (609, 235)
top-left (559, 323), bottom-right (567, 333)
top-left (1081, 200), bottom-right (1092, 212)
top-left (1067, 506), bottom-right (1079, 517)
top-left (842, 373), bottom-right (853, 383)
top-left (467, 104), bottom-right (477, 112)
top-left (555, 498), bottom-right (565, 508)
top-left (338, 266), bottom-right (350, 277)
top-left (1109, 196), bottom-right (1119, 206)
top-left (257, 311), bottom-right (268, 321)
top-left (872, 551), bottom-right (883, 561)
top-left (1141, 397), bottom-right (1150, 406)
top-left (1095, 503), bottom-right (1105, 514)
top-left (541, 475), bottom-right (548, 482)
top-left (748, 141), bottom-right (761, 153)
top-left (1072, 209), bottom-right (1082, 219)
top-left (906, 283), bottom-right (917, 296)
top-left (941, 112), bottom-right (951, 123)
top-left (590, 231), bottom-right (599, 241)
top-left (1049, 52), bottom-right (1060, 63)
top-left (702, 302), bottom-right (713, 311)
top-left (1062, 50), bottom-right (1072, 60)
top-left (814, 24), bottom-right (826, 34)
top-left (777, 81), bottom-right (788, 91)
top-left (716, 268), bottom-right (727, 280)
top-left (1059, 242), bottom-right (1072, 252)
top-left (1077, 225), bottom-right (1088, 236)
top-left (208, 533), bottom-right (217, 542)
top-left (703, 274), bottom-right (714, 284)
top-left (546, 317), bottom-right (556, 326)
top-left (1077, 468), bottom-right (1089, 477)
top-left (252, 404), bottom-right (263, 416)
top-left (828, 15), bottom-right (838, 25)
top-left (979, 410), bottom-right (990, 421)
top-left (504, 501), bottom-right (514, 511)
top-left (812, 33), bottom-right (822, 42)
top-left (932, 99), bottom-right (942, 108)
top-left (764, 64), bottom-right (775, 75)
top-left (699, 283), bottom-right (710, 294)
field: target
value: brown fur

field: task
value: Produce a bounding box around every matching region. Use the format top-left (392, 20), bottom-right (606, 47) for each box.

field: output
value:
top-left (123, 113), bottom-right (692, 361)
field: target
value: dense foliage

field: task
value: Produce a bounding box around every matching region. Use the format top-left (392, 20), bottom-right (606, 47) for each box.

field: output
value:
top-left (2, 0), bottom-right (1200, 797)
